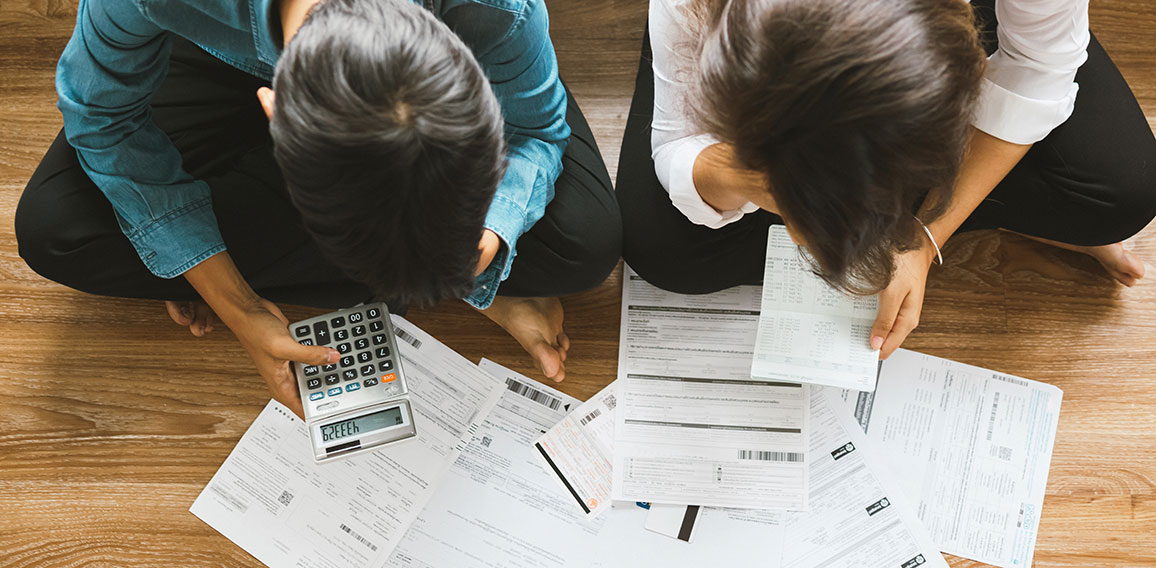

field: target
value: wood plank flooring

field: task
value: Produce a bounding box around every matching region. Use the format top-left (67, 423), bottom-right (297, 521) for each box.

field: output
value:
top-left (2, 0), bottom-right (1155, 566)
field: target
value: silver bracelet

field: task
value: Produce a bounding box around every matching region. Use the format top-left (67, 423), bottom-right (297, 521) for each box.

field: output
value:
top-left (913, 216), bottom-right (943, 265)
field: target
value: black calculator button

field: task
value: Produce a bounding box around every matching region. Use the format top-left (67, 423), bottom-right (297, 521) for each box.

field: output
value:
top-left (294, 325), bottom-right (310, 337)
top-left (375, 346), bottom-right (391, 358)
top-left (357, 351), bottom-right (372, 363)
top-left (299, 338), bottom-right (314, 346)
top-left (360, 364), bottom-right (375, 377)
top-left (312, 322), bottom-right (331, 345)
top-left (370, 320), bottom-right (384, 332)
top-left (363, 378), bottom-right (379, 387)
top-left (367, 307), bottom-right (381, 319)
top-left (303, 365), bottom-right (319, 376)
top-left (378, 359), bottom-right (394, 372)
top-left (307, 377), bottom-right (322, 390)
top-left (340, 355), bottom-right (354, 368)
top-left (334, 329), bottom-right (349, 341)
top-left (349, 312), bottom-right (363, 323)
top-left (330, 316), bottom-right (346, 328)
top-left (354, 338), bottom-right (369, 350)
top-left (352, 325), bottom-right (366, 337)
top-left (337, 342), bottom-right (352, 354)
top-left (322, 364), bottom-right (337, 372)
top-left (372, 334), bottom-right (387, 346)
top-left (325, 374), bottom-right (340, 386)
top-left (342, 369), bottom-right (358, 380)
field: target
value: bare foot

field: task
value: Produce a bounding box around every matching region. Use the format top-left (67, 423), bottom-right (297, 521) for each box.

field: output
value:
top-left (1016, 234), bottom-right (1145, 286)
top-left (478, 297), bottom-right (569, 382)
top-left (164, 300), bottom-right (218, 336)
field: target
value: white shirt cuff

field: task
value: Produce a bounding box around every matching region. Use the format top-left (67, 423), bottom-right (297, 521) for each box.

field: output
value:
top-left (971, 77), bottom-right (1079, 145)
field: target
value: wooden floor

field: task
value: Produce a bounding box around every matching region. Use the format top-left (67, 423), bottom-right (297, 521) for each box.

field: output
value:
top-left (2, 0), bottom-right (1155, 566)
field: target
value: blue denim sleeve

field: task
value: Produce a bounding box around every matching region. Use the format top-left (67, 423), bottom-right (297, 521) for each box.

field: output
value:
top-left (55, 0), bottom-right (226, 279)
top-left (465, 0), bottom-right (570, 309)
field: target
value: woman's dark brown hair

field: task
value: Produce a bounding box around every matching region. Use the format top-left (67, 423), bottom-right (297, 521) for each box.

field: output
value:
top-left (690, 0), bottom-right (986, 294)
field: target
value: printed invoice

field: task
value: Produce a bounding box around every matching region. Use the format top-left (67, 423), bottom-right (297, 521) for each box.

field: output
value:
top-left (836, 349), bottom-right (1063, 568)
top-left (611, 267), bottom-right (810, 510)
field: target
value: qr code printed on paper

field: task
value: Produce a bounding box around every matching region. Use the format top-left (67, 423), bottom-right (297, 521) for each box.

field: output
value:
top-left (278, 490), bottom-right (294, 507)
top-left (602, 394), bottom-right (616, 411)
top-left (481, 436), bottom-right (492, 448)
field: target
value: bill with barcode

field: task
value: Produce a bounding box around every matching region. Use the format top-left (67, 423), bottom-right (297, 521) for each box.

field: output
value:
top-left (834, 348), bottom-right (1063, 568)
top-left (534, 381), bottom-right (619, 517)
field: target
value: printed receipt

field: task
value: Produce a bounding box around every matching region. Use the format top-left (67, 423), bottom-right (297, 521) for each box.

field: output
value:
top-left (189, 317), bottom-right (504, 567)
top-left (534, 382), bottom-right (617, 517)
top-left (611, 266), bottom-right (809, 510)
top-left (752, 225), bottom-right (880, 391)
top-left (836, 349), bottom-right (1063, 568)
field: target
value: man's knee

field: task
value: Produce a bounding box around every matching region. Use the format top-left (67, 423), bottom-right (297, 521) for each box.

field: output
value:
top-left (15, 176), bottom-right (69, 284)
top-left (565, 209), bottom-right (623, 292)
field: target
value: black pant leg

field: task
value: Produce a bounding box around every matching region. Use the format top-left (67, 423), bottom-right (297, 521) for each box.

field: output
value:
top-left (960, 5), bottom-right (1156, 245)
top-left (616, 28), bottom-right (779, 295)
top-left (16, 38), bottom-right (370, 309)
top-left (497, 85), bottom-right (622, 297)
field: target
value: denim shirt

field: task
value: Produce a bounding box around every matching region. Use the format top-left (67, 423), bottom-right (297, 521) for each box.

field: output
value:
top-left (55, 0), bottom-right (569, 309)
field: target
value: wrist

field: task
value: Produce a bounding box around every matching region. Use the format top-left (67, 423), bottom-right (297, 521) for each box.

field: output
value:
top-left (183, 253), bottom-right (264, 323)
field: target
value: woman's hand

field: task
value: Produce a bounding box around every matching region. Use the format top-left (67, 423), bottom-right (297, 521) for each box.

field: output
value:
top-left (870, 244), bottom-right (938, 359)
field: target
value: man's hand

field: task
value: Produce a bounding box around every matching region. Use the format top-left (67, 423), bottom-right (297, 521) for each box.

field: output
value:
top-left (230, 298), bottom-right (339, 418)
top-left (870, 244), bottom-right (937, 360)
top-left (475, 229), bottom-right (502, 276)
top-left (181, 252), bottom-right (338, 418)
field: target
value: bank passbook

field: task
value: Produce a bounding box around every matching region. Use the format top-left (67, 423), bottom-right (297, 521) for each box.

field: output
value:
top-left (290, 303), bottom-right (416, 462)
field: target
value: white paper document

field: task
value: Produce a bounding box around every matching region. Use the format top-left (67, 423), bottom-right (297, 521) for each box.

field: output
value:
top-left (752, 225), bottom-right (880, 391)
top-left (392, 360), bottom-right (785, 568)
top-left (612, 267), bottom-right (809, 510)
top-left (781, 387), bottom-right (949, 568)
top-left (534, 381), bottom-right (617, 517)
top-left (837, 349), bottom-right (1063, 568)
top-left (189, 317), bottom-right (505, 568)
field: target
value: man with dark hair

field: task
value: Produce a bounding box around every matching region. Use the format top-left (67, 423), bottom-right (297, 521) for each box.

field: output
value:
top-left (16, 0), bottom-right (621, 417)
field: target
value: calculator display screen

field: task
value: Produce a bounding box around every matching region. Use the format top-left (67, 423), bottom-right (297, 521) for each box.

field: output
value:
top-left (320, 407), bottom-right (404, 443)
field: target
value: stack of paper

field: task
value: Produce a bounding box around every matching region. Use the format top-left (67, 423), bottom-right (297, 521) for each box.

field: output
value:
top-left (191, 224), bottom-right (1063, 568)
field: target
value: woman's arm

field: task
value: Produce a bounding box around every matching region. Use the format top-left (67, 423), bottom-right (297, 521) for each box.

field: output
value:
top-left (871, 129), bottom-right (1031, 358)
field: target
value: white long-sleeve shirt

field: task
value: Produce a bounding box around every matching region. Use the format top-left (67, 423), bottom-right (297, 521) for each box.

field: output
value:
top-left (650, 0), bottom-right (1091, 228)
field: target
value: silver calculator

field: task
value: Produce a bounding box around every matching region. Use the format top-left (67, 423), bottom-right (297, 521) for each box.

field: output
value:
top-left (290, 302), bottom-right (417, 463)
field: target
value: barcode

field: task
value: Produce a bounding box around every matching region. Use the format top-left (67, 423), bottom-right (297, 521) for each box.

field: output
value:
top-left (340, 523), bottom-right (379, 552)
top-left (505, 378), bottom-right (561, 410)
top-left (993, 373), bottom-right (1029, 387)
top-left (277, 490), bottom-right (294, 507)
top-left (580, 408), bottom-right (602, 426)
top-left (394, 327), bottom-right (422, 349)
top-left (737, 450), bottom-right (805, 462)
top-left (986, 391), bottom-right (1000, 441)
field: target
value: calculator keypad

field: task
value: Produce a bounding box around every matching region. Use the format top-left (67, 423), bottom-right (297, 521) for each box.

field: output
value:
top-left (293, 303), bottom-right (406, 415)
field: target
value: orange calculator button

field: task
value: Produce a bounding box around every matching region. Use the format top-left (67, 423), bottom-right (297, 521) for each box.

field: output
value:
top-left (381, 373), bottom-right (397, 383)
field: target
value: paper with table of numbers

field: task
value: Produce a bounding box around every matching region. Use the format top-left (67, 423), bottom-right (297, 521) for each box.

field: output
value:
top-left (835, 349), bottom-right (1063, 568)
top-left (189, 316), bottom-right (504, 568)
top-left (611, 266), bottom-right (809, 510)
top-left (752, 225), bottom-right (881, 391)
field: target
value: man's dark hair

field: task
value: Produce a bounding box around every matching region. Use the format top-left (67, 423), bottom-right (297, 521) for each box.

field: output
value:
top-left (270, 0), bottom-right (506, 306)
top-left (691, 0), bottom-right (986, 294)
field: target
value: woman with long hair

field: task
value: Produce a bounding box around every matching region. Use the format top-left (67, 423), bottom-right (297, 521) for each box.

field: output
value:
top-left (618, 0), bottom-right (1155, 357)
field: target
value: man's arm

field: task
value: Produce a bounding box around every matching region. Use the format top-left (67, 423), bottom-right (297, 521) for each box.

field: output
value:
top-left (56, 0), bottom-right (227, 278)
top-left (464, 0), bottom-right (570, 309)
